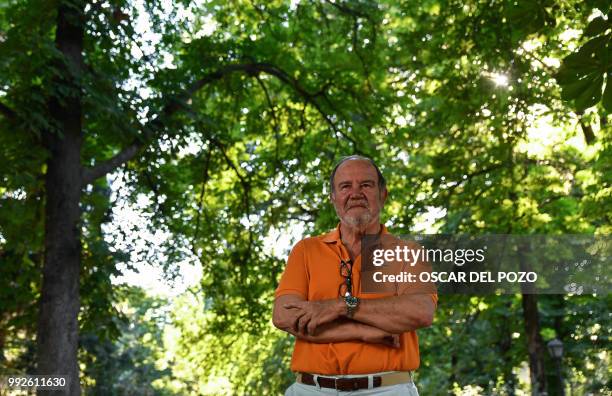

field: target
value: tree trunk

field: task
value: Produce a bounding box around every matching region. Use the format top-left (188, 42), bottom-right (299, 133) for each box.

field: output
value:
top-left (550, 295), bottom-right (567, 395)
top-left (521, 294), bottom-right (547, 395)
top-left (37, 2), bottom-right (84, 395)
top-left (499, 300), bottom-right (516, 396)
top-left (519, 244), bottom-right (547, 395)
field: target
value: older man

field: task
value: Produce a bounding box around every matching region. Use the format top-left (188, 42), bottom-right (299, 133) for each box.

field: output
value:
top-left (273, 155), bottom-right (436, 395)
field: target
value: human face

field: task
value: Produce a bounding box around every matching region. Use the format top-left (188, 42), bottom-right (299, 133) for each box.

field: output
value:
top-left (330, 160), bottom-right (387, 227)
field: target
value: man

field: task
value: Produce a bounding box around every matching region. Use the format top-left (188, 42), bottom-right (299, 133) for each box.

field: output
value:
top-left (273, 155), bottom-right (437, 395)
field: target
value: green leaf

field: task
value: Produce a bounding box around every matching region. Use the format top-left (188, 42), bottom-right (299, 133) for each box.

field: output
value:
top-left (557, 35), bottom-right (609, 110)
top-left (576, 35), bottom-right (608, 70)
top-left (574, 75), bottom-right (603, 111)
top-left (585, 17), bottom-right (609, 37)
top-left (602, 76), bottom-right (612, 112)
top-left (559, 72), bottom-right (598, 101)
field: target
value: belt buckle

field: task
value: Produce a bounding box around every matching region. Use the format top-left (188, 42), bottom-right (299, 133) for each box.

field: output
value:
top-left (334, 377), bottom-right (360, 391)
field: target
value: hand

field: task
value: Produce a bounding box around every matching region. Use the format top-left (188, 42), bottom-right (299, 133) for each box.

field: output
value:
top-left (361, 326), bottom-right (401, 348)
top-left (284, 299), bottom-right (343, 335)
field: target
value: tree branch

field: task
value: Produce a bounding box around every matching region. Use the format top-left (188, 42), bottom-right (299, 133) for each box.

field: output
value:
top-left (255, 75), bottom-right (280, 132)
top-left (217, 63), bottom-right (360, 151)
top-left (82, 62), bottom-right (357, 186)
top-left (192, 147), bottom-right (212, 256)
top-left (351, 16), bottom-right (373, 93)
top-left (204, 135), bottom-right (251, 217)
top-left (324, 0), bottom-right (371, 20)
top-left (577, 113), bottom-right (596, 145)
top-left (82, 141), bottom-right (141, 186)
top-left (255, 75), bottom-right (282, 165)
top-left (444, 162), bottom-right (506, 198)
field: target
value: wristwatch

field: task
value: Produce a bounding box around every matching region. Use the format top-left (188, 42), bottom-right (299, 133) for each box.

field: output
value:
top-left (344, 295), bottom-right (360, 318)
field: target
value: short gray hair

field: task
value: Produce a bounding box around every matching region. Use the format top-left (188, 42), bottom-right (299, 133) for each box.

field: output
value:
top-left (329, 155), bottom-right (386, 193)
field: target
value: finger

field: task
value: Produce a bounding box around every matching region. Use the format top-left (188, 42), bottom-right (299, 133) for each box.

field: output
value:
top-left (298, 314), bottom-right (311, 335)
top-left (292, 311), bottom-right (306, 332)
top-left (392, 334), bottom-right (400, 348)
top-left (307, 319), bottom-right (318, 335)
top-left (298, 315), bottom-right (310, 334)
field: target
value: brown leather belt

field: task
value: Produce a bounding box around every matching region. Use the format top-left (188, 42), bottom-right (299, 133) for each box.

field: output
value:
top-left (297, 372), bottom-right (412, 391)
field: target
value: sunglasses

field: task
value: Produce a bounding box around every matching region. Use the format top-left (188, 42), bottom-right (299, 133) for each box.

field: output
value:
top-left (339, 259), bottom-right (354, 297)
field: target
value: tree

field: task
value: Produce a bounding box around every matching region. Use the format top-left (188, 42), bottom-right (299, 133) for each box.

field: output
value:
top-left (0, 0), bottom-right (609, 394)
top-left (1, 1), bottom-right (394, 394)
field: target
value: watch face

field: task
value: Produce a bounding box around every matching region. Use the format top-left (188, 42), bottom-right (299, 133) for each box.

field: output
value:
top-left (346, 296), bottom-right (359, 307)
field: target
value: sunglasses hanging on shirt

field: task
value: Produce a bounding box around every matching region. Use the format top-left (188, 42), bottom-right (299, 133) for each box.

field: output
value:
top-left (339, 259), bottom-right (354, 297)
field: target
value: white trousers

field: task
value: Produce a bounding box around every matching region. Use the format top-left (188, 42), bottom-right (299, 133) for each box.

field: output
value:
top-left (285, 379), bottom-right (419, 396)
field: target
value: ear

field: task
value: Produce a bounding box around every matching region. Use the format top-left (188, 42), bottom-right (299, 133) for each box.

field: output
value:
top-left (380, 188), bottom-right (388, 204)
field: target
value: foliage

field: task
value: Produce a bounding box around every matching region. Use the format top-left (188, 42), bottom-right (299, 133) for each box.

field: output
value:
top-left (160, 290), bottom-right (294, 395)
top-left (557, 2), bottom-right (611, 112)
top-left (80, 286), bottom-right (176, 396)
top-left (0, 0), bottom-right (610, 394)
top-left (419, 295), bottom-right (611, 395)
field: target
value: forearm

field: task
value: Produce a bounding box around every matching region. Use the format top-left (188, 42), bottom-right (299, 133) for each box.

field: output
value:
top-left (281, 318), bottom-right (355, 343)
top-left (276, 293), bottom-right (434, 337)
top-left (348, 294), bottom-right (435, 333)
top-left (281, 319), bottom-right (394, 345)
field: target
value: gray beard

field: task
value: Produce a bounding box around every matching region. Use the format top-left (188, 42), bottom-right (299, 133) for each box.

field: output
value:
top-left (335, 206), bottom-right (375, 227)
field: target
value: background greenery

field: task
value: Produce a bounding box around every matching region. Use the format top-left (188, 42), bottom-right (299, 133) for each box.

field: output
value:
top-left (0, 0), bottom-right (610, 394)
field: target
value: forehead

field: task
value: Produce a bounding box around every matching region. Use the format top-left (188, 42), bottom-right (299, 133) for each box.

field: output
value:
top-left (333, 159), bottom-right (378, 184)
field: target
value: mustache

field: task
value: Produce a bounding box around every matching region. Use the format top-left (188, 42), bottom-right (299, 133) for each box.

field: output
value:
top-left (345, 199), bottom-right (369, 209)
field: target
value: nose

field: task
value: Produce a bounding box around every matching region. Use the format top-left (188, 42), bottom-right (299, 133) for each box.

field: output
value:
top-left (348, 187), bottom-right (365, 197)
top-left (348, 188), bottom-right (367, 202)
top-left (347, 183), bottom-right (367, 195)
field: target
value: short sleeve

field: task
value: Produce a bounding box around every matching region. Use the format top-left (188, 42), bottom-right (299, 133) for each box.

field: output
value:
top-left (275, 240), bottom-right (309, 299)
top-left (396, 240), bottom-right (437, 308)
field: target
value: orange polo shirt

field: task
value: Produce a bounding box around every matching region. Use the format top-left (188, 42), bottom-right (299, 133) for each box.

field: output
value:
top-left (275, 225), bottom-right (437, 375)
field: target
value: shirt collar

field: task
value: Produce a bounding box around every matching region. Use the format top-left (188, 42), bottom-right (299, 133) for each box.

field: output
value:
top-left (322, 223), bottom-right (388, 243)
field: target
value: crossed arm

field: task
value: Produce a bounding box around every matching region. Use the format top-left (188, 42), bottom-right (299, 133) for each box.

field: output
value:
top-left (272, 293), bottom-right (434, 346)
